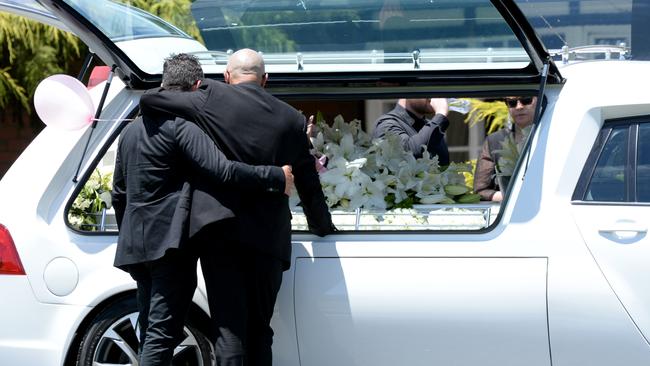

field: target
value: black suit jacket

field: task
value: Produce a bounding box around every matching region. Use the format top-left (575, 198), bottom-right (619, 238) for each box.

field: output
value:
top-left (111, 115), bottom-right (285, 269)
top-left (140, 80), bottom-right (334, 265)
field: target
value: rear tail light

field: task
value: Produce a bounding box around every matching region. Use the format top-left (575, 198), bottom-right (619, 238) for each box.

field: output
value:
top-left (0, 224), bottom-right (25, 275)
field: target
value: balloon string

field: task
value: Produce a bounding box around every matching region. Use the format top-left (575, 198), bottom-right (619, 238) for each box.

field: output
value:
top-left (92, 118), bottom-right (136, 122)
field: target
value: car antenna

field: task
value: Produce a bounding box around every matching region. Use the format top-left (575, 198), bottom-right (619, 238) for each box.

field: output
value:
top-left (72, 64), bottom-right (117, 183)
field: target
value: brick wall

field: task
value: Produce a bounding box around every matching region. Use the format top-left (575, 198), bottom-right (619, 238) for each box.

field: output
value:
top-left (0, 107), bottom-right (43, 179)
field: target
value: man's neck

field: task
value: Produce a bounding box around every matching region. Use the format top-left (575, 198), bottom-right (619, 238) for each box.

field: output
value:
top-left (231, 76), bottom-right (263, 86)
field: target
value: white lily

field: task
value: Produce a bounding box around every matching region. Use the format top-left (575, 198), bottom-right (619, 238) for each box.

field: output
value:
top-left (340, 133), bottom-right (357, 160)
top-left (310, 131), bottom-right (325, 152)
top-left (441, 162), bottom-right (473, 186)
top-left (321, 184), bottom-right (342, 208)
top-left (416, 172), bottom-right (444, 197)
top-left (362, 180), bottom-right (388, 209)
top-left (346, 157), bottom-right (367, 169)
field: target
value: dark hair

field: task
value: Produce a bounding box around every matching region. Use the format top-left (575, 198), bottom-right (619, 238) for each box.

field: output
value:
top-left (161, 53), bottom-right (203, 91)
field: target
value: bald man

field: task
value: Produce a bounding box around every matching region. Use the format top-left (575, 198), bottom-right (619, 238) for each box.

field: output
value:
top-left (140, 49), bottom-right (334, 366)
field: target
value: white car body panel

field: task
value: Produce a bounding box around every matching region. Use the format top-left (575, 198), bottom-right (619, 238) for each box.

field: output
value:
top-left (572, 205), bottom-right (650, 342)
top-left (295, 257), bottom-right (549, 366)
top-left (0, 276), bottom-right (91, 365)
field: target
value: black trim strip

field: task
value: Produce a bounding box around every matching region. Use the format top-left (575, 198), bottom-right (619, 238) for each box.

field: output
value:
top-left (627, 124), bottom-right (638, 201)
top-left (72, 65), bottom-right (116, 183)
top-left (76, 52), bottom-right (95, 82)
top-left (572, 127), bottom-right (612, 201)
top-left (520, 59), bottom-right (549, 181)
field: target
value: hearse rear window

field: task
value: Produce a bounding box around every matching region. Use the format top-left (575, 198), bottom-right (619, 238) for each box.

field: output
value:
top-left (192, 0), bottom-right (530, 72)
top-left (62, 0), bottom-right (531, 74)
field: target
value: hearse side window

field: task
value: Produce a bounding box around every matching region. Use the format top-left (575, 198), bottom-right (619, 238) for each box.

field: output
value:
top-left (584, 125), bottom-right (629, 202)
top-left (67, 97), bottom-right (519, 234)
top-left (576, 118), bottom-right (650, 204)
top-left (67, 133), bottom-right (120, 233)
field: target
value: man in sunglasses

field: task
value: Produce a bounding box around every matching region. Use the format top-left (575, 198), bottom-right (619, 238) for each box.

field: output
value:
top-left (474, 96), bottom-right (537, 201)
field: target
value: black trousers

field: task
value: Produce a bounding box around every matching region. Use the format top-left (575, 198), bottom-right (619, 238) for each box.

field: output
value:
top-left (199, 239), bottom-right (284, 366)
top-left (128, 248), bottom-right (198, 366)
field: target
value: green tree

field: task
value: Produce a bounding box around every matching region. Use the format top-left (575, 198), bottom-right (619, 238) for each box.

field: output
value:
top-left (0, 13), bottom-right (82, 114)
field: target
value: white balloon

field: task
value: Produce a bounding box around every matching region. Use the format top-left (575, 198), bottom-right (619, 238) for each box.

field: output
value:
top-left (34, 74), bottom-right (95, 131)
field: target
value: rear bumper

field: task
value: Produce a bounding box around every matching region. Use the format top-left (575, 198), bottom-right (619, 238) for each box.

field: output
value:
top-left (0, 276), bottom-right (90, 366)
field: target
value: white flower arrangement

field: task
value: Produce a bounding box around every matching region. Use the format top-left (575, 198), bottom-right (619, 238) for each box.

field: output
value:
top-left (306, 114), bottom-right (479, 211)
top-left (289, 110), bottom-right (505, 231)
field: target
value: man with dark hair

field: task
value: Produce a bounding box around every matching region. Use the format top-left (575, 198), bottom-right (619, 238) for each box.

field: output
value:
top-left (112, 53), bottom-right (295, 366)
top-left (372, 98), bottom-right (451, 165)
top-left (160, 53), bottom-right (204, 91)
top-left (140, 48), bottom-right (334, 366)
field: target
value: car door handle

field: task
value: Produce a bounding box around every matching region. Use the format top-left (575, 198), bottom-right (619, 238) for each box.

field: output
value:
top-left (599, 225), bottom-right (648, 234)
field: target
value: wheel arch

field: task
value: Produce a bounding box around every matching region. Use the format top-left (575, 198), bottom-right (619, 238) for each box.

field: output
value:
top-left (62, 290), bottom-right (212, 365)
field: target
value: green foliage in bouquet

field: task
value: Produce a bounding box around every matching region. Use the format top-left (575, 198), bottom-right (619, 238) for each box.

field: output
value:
top-left (495, 125), bottom-right (532, 177)
top-left (462, 159), bottom-right (477, 189)
top-left (68, 169), bottom-right (113, 231)
top-left (306, 115), bottom-right (479, 211)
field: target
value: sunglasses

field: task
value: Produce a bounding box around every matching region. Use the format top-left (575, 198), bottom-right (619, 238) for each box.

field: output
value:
top-left (505, 97), bottom-right (534, 108)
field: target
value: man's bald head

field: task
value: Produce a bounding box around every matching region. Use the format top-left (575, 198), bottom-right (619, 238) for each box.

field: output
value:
top-left (224, 48), bottom-right (268, 86)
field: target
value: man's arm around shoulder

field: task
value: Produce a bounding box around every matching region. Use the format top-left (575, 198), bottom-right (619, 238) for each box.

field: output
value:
top-left (174, 117), bottom-right (288, 193)
top-left (139, 80), bottom-right (216, 120)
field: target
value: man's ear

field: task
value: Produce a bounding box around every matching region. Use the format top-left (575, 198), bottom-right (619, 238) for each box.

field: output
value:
top-left (191, 79), bottom-right (202, 91)
top-left (261, 73), bottom-right (269, 87)
top-left (224, 70), bottom-right (231, 84)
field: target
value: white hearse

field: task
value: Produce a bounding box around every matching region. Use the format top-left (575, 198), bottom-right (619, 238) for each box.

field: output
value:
top-left (1, 0), bottom-right (650, 365)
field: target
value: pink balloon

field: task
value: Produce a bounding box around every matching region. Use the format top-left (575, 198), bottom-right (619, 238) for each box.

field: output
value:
top-left (34, 74), bottom-right (95, 131)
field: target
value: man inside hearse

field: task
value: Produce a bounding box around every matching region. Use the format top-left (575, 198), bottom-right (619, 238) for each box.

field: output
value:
top-left (473, 96), bottom-right (537, 202)
top-left (372, 98), bottom-right (451, 165)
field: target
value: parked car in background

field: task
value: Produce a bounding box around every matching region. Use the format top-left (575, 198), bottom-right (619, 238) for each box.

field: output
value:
top-left (1, 0), bottom-right (650, 365)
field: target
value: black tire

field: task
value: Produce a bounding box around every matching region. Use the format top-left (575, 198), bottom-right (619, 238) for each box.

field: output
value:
top-left (76, 296), bottom-right (213, 366)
